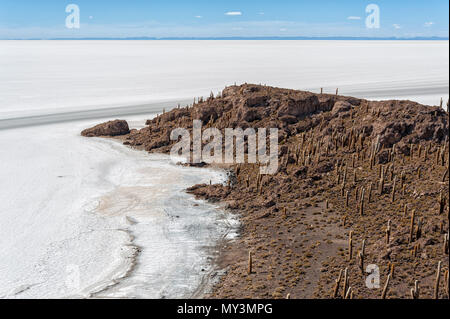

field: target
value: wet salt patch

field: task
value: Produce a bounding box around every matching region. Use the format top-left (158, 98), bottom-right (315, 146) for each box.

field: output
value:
top-left (90, 152), bottom-right (237, 298)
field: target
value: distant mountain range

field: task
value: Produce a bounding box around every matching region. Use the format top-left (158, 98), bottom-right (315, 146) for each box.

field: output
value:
top-left (4, 36), bottom-right (449, 41)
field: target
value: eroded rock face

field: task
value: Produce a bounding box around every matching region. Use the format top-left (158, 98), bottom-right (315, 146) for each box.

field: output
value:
top-left (365, 100), bottom-right (448, 151)
top-left (331, 101), bottom-right (352, 115)
top-left (243, 94), bottom-right (269, 108)
top-left (378, 122), bottom-right (412, 146)
top-left (81, 120), bottom-right (130, 137)
top-left (277, 94), bottom-right (320, 118)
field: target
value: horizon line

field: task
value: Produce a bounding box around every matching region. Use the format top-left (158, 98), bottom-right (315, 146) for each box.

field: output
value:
top-left (2, 36), bottom-right (449, 41)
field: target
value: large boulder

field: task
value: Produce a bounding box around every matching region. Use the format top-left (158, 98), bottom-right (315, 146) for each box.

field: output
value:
top-left (377, 121), bottom-right (412, 146)
top-left (331, 101), bottom-right (352, 115)
top-left (243, 94), bottom-right (269, 108)
top-left (277, 94), bottom-right (320, 118)
top-left (81, 120), bottom-right (130, 137)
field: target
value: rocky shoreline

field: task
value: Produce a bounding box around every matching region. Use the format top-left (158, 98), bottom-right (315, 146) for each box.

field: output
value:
top-left (83, 84), bottom-right (449, 299)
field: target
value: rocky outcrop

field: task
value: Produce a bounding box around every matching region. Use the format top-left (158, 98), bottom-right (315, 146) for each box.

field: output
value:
top-left (81, 119), bottom-right (129, 137)
top-left (82, 84), bottom-right (448, 154)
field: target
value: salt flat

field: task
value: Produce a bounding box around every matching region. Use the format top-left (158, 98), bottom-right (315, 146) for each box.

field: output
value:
top-left (0, 40), bottom-right (448, 120)
top-left (0, 116), bottom-right (236, 298)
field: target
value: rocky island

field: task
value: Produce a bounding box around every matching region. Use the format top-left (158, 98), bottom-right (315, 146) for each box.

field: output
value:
top-left (83, 84), bottom-right (449, 299)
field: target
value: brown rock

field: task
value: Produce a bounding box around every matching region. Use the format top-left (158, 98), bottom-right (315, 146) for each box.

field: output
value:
top-left (277, 94), bottom-right (320, 118)
top-left (243, 94), bottom-right (269, 108)
top-left (81, 120), bottom-right (130, 137)
top-left (331, 101), bottom-right (352, 115)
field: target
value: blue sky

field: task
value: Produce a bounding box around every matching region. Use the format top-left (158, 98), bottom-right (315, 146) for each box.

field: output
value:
top-left (0, 0), bottom-right (448, 39)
